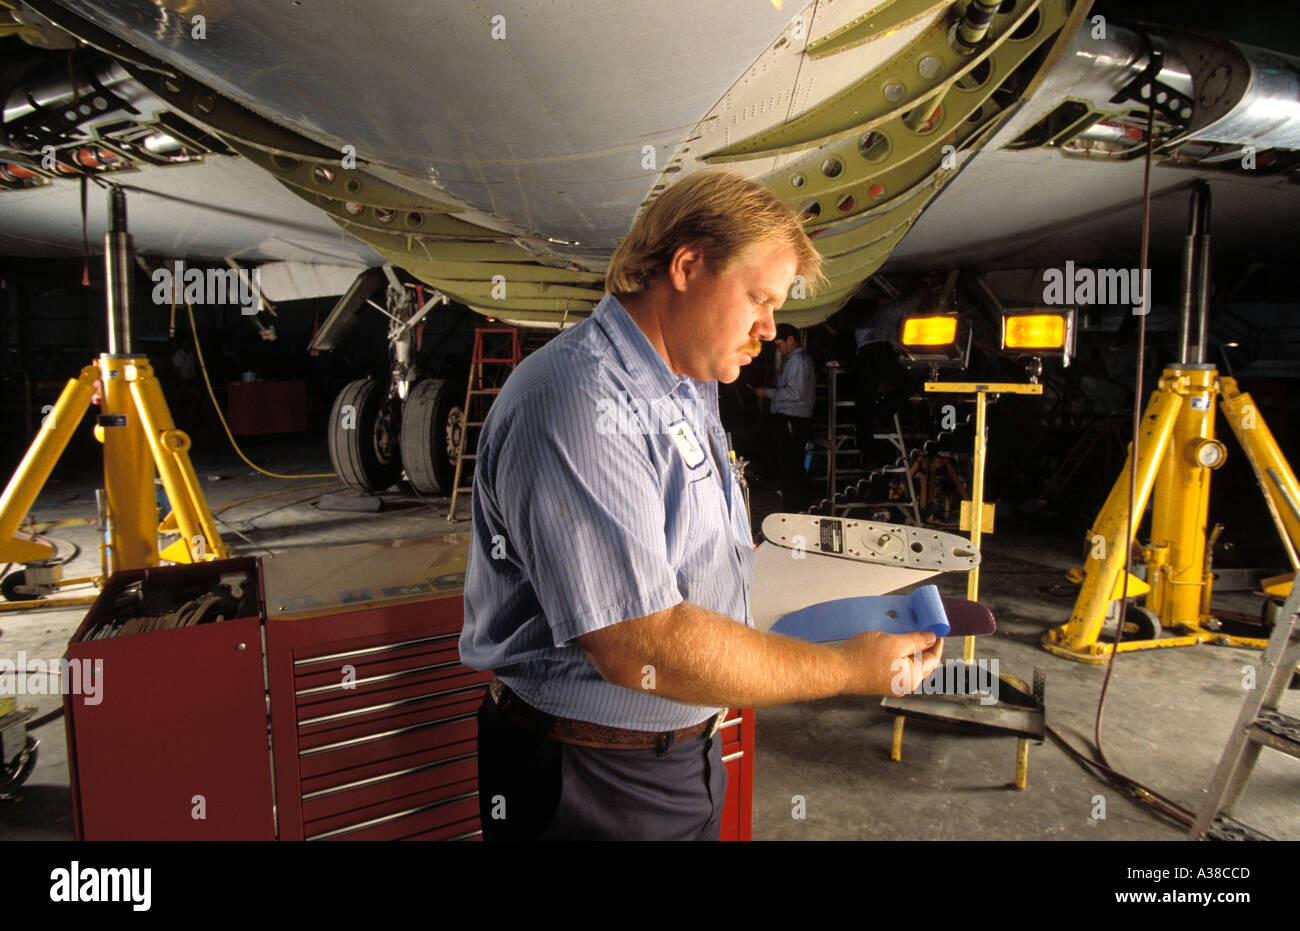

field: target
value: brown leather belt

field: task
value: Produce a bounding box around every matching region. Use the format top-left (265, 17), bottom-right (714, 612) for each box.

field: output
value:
top-left (488, 676), bottom-right (726, 752)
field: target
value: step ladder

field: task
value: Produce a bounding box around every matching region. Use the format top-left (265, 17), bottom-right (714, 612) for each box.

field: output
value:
top-left (448, 326), bottom-right (521, 522)
top-left (824, 366), bottom-right (865, 497)
top-left (1189, 580), bottom-right (1300, 840)
top-left (823, 367), bottom-right (920, 523)
top-left (863, 414), bottom-right (922, 525)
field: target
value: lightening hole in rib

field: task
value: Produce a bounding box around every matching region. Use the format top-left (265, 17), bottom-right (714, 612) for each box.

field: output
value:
top-left (858, 131), bottom-right (890, 162)
top-left (1010, 7), bottom-right (1041, 40)
top-left (956, 59), bottom-right (992, 91)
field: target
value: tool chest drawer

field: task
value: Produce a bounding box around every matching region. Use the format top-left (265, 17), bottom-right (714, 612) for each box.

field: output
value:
top-left (267, 593), bottom-right (490, 841)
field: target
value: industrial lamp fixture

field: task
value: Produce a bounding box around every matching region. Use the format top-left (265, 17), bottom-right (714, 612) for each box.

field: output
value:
top-left (899, 313), bottom-right (971, 380)
top-left (1000, 308), bottom-right (1076, 381)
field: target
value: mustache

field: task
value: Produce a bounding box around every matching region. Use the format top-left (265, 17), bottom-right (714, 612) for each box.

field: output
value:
top-left (742, 339), bottom-right (762, 357)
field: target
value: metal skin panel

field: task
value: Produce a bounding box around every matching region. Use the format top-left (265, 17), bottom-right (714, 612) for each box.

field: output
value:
top-left (7, 0), bottom-right (1300, 328)
top-left (1193, 43), bottom-right (1300, 150)
top-left (0, 153), bottom-right (383, 262)
top-left (10, 0), bottom-right (1075, 327)
top-left (44, 0), bottom-right (799, 249)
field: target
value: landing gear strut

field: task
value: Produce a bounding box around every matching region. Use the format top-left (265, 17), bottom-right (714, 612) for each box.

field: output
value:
top-left (315, 265), bottom-right (465, 496)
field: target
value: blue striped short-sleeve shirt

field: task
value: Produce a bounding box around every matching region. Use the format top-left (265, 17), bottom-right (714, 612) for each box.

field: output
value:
top-left (459, 295), bottom-right (756, 730)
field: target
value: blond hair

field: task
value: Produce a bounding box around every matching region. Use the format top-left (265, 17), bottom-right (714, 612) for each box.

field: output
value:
top-left (605, 169), bottom-right (825, 297)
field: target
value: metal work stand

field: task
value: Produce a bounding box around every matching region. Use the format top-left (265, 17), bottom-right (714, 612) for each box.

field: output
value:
top-left (883, 381), bottom-right (1046, 789)
top-left (0, 186), bottom-right (227, 611)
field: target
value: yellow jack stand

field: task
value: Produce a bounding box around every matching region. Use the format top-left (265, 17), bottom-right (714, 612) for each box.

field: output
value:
top-left (885, 381), bottom-right (1046, 789)
top-left (1044, 365), bottom-right (1300, 661)
top-left (0, 357), bottom-right (229, 611)
top-left (0, 185), bottom-right (226, 611)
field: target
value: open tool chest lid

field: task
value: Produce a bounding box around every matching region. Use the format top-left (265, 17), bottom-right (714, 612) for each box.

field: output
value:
top-left (68, 556), bottom-right (266, 645)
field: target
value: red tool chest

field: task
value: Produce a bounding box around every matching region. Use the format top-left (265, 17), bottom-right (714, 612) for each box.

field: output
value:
top-left (64, 557), bottom-right (276, 840)
top-left (64, 559), bottom-right (755, 840)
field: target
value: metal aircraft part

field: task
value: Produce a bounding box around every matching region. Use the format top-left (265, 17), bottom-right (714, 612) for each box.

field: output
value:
top-left (0, 153), bottom-right (383, 262)
top-left (4, 0), bottom-right (1300, 325)
top-left (8, 0), bottom-right (1078, 327)
top-left (761, 512), bottom-right (980, 571)
top-left (751, 540), bottom-right (939, 633)
top-left (893, 21), bottom-right (1300, 270)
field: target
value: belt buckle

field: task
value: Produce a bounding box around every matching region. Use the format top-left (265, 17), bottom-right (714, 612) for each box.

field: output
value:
top-left (707, 708), bottom-right (728, 739)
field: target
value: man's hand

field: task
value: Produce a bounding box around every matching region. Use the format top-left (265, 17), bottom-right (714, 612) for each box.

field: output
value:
top-left (753, 386), bottom-right (767, 400)
top-left (836, 630), bottom-right (942, 696)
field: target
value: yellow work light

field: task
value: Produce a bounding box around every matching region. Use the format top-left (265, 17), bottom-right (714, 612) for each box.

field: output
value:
top-left (901, 315), bottom-right (958, 347)
top-left (1000, 309), bottom-right (1075, 369)
top-left (1004, 314), bottom-right (1065, 350)
top-left (897, 312), bottom-right (969, 375)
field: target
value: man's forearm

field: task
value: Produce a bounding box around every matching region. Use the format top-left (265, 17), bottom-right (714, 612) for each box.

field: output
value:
top-left (584, 602), bottom-right (851, 708)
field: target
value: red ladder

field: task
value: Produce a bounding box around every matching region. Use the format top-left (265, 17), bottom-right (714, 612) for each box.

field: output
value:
top-left (448, 326), bottom-right (521, 521)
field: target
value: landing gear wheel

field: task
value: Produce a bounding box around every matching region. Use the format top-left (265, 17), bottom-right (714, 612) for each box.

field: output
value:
top-left (328, 378), bottom-right (402, 493)
top-left (1, 571), bottom-right (30, 602)
top-left (1124, 605), bottom-right (1162, 641)
top-left (400, 378), bottom-right (458, 494)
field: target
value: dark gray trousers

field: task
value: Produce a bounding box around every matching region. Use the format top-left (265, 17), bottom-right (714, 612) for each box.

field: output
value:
top-left (475, 694), bottom-right (726, 841)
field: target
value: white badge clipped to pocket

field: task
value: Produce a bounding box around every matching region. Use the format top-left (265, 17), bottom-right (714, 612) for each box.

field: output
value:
top-left (667, 419), bottom-right (707, 470)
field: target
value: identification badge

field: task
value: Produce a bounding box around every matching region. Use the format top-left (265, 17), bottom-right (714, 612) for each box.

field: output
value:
top-left (667, 419), bottom-right (707, 470)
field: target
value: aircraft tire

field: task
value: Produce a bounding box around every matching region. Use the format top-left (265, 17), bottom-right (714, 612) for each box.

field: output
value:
top-left (328, 378), bottom-right (401, 493)
top-left (400, 378), bottom-right (458, 495)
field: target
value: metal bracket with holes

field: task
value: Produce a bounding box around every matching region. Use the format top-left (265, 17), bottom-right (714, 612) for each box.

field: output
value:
top-left (761, 513), bottom-right (979, 572)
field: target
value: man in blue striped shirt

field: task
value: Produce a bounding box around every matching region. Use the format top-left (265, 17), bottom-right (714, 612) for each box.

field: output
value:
top-left (461, 170), bottom-right (942, 841)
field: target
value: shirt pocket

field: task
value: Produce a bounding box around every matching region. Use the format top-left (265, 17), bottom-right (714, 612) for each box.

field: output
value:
top-left (675, 469), bottom-right (729, 588)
